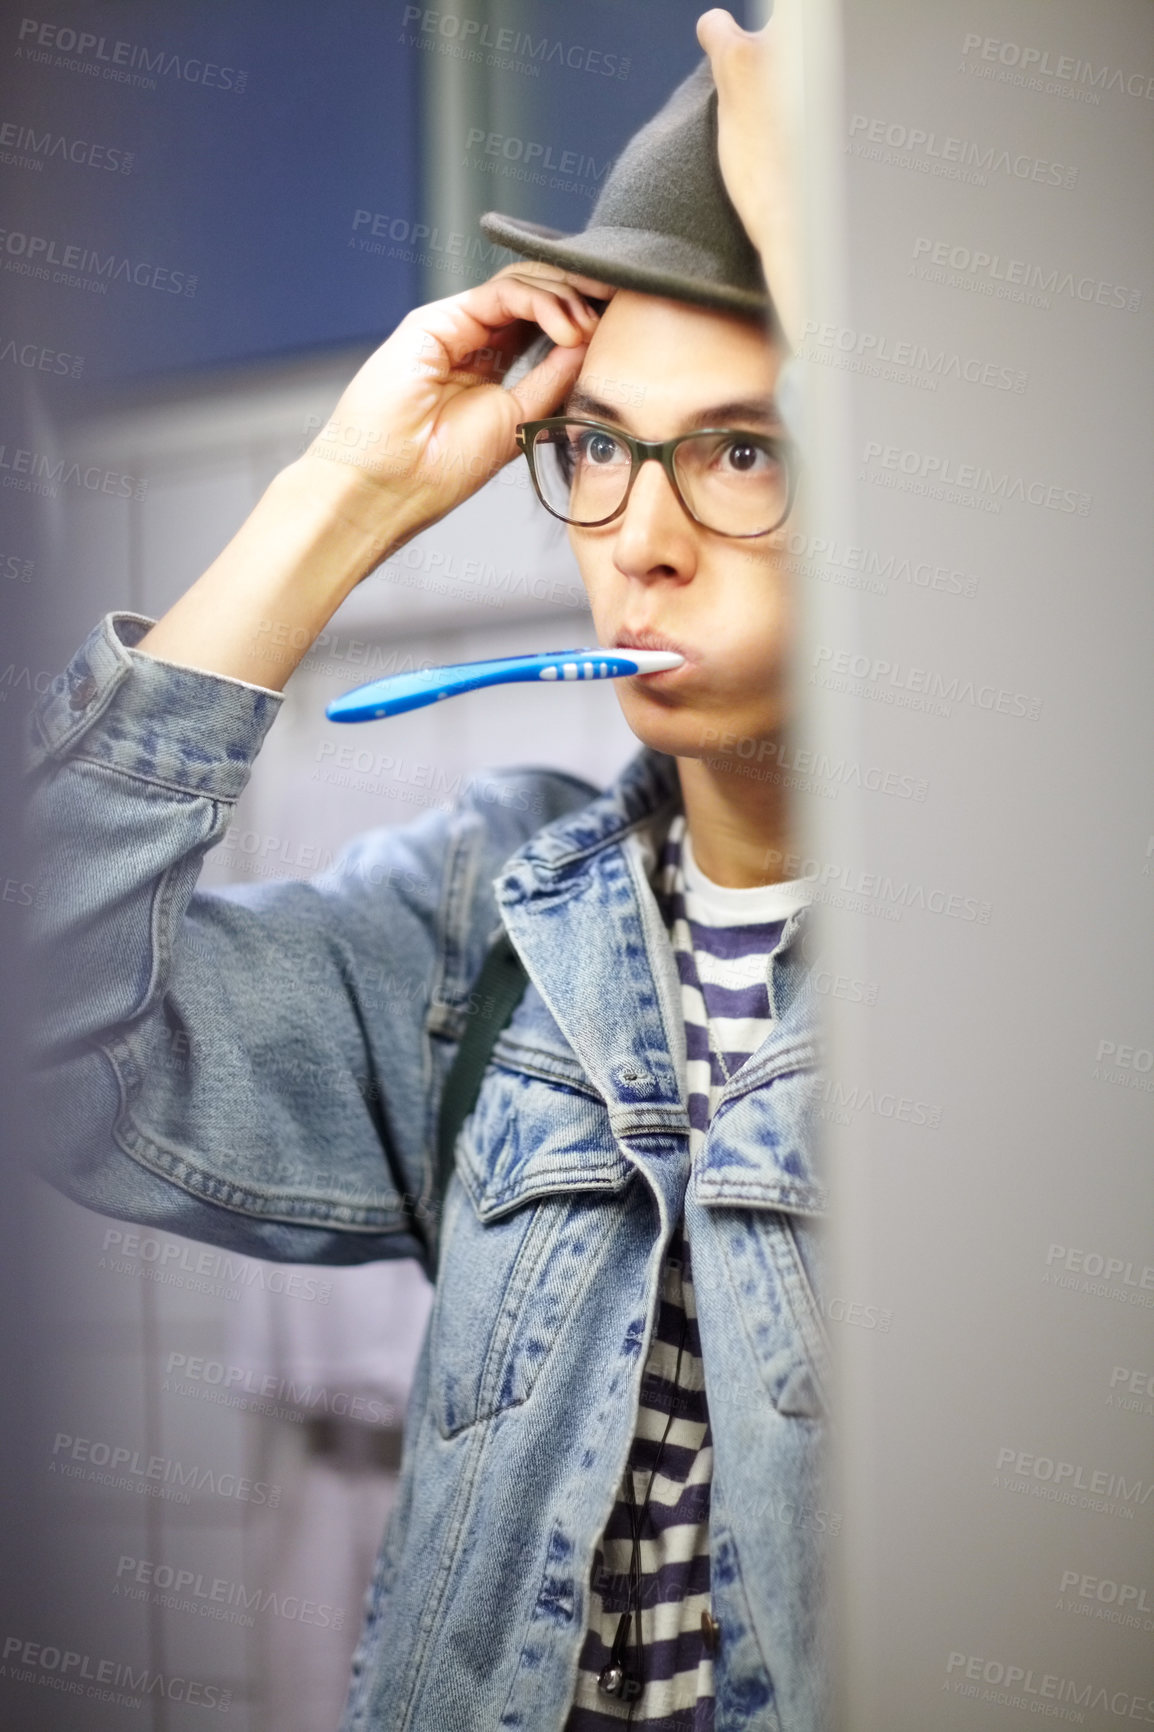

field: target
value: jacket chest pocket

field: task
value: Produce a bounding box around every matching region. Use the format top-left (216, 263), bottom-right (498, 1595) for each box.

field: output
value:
top-left (429, 1062), bottom-right (634, 1440)
top-left (714, 1208), bottom-right (829, 1421)
top-left (695, 1065), bottom-right (830, 1423)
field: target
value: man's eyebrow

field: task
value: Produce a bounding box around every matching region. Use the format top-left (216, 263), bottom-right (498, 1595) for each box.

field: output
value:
top-left (563, 387), bottom-right (781, 431)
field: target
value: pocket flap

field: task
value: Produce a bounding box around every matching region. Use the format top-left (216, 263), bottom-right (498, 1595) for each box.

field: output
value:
top-left (457, 1064), bottom-right (633, 1223)
top-left (693, 1061), bottom-right (827, 1216)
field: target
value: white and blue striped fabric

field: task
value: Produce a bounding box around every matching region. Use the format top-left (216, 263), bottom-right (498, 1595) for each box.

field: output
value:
top-left (564, 813), bottom-right (811, 1729)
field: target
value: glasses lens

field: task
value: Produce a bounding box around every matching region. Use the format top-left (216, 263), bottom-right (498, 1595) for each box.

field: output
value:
top-left (529, 423), bottom-right (633, 525)
top-left (672, 432), bottom-right (790, 535)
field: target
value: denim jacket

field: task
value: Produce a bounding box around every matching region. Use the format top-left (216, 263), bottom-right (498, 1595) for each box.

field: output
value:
top-left (25, 612), bottom-right (830, 1732)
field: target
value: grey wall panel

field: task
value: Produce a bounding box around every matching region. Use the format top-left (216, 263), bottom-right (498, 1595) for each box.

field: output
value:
top-left (801, 4), bottom-right (1154, 1727)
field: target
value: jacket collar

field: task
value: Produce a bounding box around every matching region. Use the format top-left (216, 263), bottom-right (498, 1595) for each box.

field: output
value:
top-left (495, 748), bottom-right (685, 1124)
top-left (493, 748), bottom-right (824, 1218)
top-left (498, 747), bottom-right (681, 889)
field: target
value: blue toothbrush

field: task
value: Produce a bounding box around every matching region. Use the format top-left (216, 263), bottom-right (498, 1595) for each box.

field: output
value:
top-left (326, 647), bottom-right (684, 722)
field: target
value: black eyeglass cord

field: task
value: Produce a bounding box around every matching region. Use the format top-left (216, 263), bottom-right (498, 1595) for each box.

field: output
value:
top-left (598, 1304), bottom-right (691, 1722)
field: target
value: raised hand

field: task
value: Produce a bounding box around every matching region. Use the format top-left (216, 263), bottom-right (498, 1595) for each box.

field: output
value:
top-left (696, 6), bottom-right (800, 348)
top-left (300, 262), bottom-right (616, 546)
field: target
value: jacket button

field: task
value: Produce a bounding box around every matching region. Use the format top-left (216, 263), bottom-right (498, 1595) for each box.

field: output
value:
top-left (69, 674), bottom-right (98, 711)
top-left (701, 1611), bottom-right (721, 1655)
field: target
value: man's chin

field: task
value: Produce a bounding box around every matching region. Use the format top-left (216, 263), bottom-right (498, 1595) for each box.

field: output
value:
top-left (616, 690), bottom-right (787, 765)
top-left (617, 698), bottom-right (738, 762)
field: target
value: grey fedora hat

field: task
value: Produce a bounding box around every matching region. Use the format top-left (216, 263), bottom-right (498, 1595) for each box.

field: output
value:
top-left (479, 58), bottom-right (771, 322)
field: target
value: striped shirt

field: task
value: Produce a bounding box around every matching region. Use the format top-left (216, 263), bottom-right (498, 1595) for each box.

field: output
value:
top-left (564, 814), bottom-right (810, 1728)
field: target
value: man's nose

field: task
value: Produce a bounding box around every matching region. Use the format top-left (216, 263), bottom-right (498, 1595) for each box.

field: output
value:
top-left (611, 456), bottom-right (696, 580)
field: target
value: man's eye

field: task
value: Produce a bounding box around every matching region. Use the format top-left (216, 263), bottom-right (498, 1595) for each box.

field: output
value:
top-left (575, 430), bottom-right (624, 465)
top-left (721, 437), bottom-right (773, 473)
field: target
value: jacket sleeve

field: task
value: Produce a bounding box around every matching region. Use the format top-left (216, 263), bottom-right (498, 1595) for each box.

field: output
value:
top-left (22, 612), bottom-right (473, 1272)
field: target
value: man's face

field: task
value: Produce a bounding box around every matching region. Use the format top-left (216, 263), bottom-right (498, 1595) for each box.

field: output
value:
top-left (565, 289), bottom-right (791, 761)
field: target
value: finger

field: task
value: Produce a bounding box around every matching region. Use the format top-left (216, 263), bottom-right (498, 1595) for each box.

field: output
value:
top-left (497, 267), bottom-right (609, 325)
top-left (696, 9), bottom-right (770, 74)
top-left (421, 276), bottom-right (600, 376)
top-left (505, 339), bottom-right (587, 424)
top-left (450, 278), bottom-right (591, 364)
top-left (493, 259), bottom-right (618, 302)
top-left (456, 318), bottom-right (532, 380)
top-left (696, 8), bottom-right (744, 53)
top-left (444, 315), bottom-right (550, 390)
top-left (435, 340), bottom-right (587, 482)
top-left (528, 288), bottom-right (601, 348)
top-left (485, 267), bottom-right (616, 344)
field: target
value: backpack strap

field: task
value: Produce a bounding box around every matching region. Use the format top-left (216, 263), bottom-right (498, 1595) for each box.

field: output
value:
top-left (434, 929), bottom-right (529, 1225)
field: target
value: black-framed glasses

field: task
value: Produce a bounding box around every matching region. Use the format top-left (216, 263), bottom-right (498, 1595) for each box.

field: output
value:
top-left (515, 416), bottom-right (796, 539)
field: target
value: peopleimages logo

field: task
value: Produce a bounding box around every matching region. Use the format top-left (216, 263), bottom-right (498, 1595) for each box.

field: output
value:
top-left (49, 1431), bottom-right (281, 1507)
top-left (1108, 1366), bottom-right (1154, 1417)
top-left (399, 6), bottom-right (631, 79)
top-left (961, 33), bottom-right (1154, 102)
top-left (760, 847), bottom-right (992, 927)
top-left (350, 208), bottom-right (506, 268)
top-left (463, 128), bottom-right (611, 195)
top-left (1093, 1037), bottom-right (1154, 1094)
top-left (861, 438), bottom-right (1091, 517)
top-left (99, 1228), bottom-right (332, 1302)
top-left (699, 729), bottom-right (929, 803)
top-left (163, 1351), bottom-right (398, 1426)
top-left (114, 1554), bottom-right (346, 1631)
top-left (14, 17), bottom-right (247, 93)
top-left (1043, 1242), bottom-right (1154, 1309)
top-left (780, 530), bottom-right (979, 600)
top-left (2, 1635), bottom-right (230, 1712)
top-left (0, 226), bottom-right (195, 295)
top-left (847, 114), bottom-right (1078, 189)
top-left (812, 643), bottom-right (1042, 723)
top-left (0, 118), bottom-right (133, 173)
top-left (1056, 1569), bottom-right (1154, 1633)
top-left (910, 236), bottom-right (1142, 313)
top-left (0, 336), bottom-right (83, 377)
top-left (944, 1650), bottom-right (1154, 1723)
top-left (819, 1078), bottom-right (941, 1128)
top-left (994, 1445), bottom-right (1154, 1522)
top-left (313, 742), bottom-right (535, 813)
top-left (0, 442), bottom-right (147, 501)
top-left (799, 319), bottom-right (1026, 395)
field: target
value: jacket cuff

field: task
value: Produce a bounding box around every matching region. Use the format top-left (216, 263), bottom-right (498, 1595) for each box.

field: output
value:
top-left (26, 612), bottom-right (285, 802)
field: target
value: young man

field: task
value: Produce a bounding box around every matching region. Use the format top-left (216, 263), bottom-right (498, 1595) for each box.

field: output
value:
top-left (26, 13), bottom-right (826, 1730)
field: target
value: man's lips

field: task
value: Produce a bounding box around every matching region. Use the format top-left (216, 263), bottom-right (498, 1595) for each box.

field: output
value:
top-left (613, 630), bottom-right (694, 675)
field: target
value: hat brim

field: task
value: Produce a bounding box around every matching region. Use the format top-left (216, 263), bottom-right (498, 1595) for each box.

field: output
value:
top-left (480, 212), bottom-right (771, 321)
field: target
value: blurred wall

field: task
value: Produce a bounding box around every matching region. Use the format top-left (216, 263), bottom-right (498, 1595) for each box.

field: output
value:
top-left (796, 3), bottom-right (1154, 1728)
